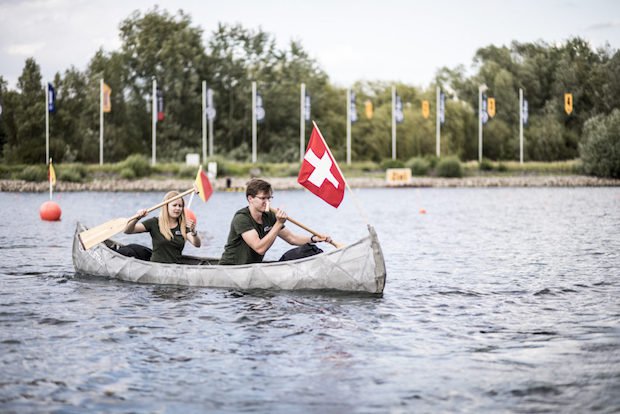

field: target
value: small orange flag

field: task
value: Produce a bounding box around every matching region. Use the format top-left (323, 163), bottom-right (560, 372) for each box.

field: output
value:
top-left (195, 166), bottom-right (213, 202)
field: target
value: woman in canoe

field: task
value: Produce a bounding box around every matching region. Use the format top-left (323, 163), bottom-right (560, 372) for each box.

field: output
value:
top-left (124, 191), bottom-right (201, 263)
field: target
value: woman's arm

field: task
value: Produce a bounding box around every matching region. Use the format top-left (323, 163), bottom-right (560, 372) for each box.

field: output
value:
top-left (125, 209), bottom-right (148, 234)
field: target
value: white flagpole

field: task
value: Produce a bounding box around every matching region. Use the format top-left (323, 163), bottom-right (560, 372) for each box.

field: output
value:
top-left (152, 78), bottom-right (157, 166)
top-left (208, 91), bottom-right (214, 157)
top-left (99, 79), bottom-right (104, 165)
top-left (519, 88), bottom-right (524, 165)
top-left (391, 86), bottom-right (396, 160)
top-left (45, 83), bottom-right (49, 165)
top-left (202, 80), bottom-right (207, 163)
top-left (300, 83), bottom-right (305, 162)
top-left (436, 86), bottom-right (441, 157)
top-left (252, 81), bottom-right (257, 163)
top-left (346, 88), bottom-right (351, 165)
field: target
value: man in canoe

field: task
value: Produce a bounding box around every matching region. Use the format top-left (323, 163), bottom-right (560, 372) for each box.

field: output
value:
top-left (124, 191), bottom-right (201, 263)
top-left (219, 179), bottom-right (332, 265)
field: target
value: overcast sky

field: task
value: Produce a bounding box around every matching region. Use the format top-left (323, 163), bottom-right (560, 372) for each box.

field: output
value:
top-left (1, 0), bottom-right (619, 89)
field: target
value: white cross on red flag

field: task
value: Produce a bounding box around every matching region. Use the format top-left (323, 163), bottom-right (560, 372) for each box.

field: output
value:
top-left (298, 125), bottom-right (345, 208)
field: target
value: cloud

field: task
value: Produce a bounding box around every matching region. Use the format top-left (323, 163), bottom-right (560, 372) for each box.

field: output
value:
top-left (6, 42), bottom-right (45, 56)
top-left (586, 20), bottom-right (620, 31)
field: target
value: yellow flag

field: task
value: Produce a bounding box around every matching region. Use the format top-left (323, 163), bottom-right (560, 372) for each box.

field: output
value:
top-left (564, 93), bottom-right (573, 115)
top-left (487, 97), bottom-right (496, 118)
top-left (422, 101), bottom-right (430, 119)
top-left (103, 83), bottom-right (112, 113)
top-left (48, 160), bottom-right (56, 186)
top-left (364, 99), bottom-right (373, 119)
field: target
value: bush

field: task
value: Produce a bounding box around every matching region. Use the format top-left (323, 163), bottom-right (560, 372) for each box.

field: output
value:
top-left (405, 157), bottom-right (430, 176)
top-left (119, 168), bottom-right (136, 179)
top-left (436, 157), bottom-right (463, 178)
top-left (580, 109), bottom-right (620, 178)
top-left (479, 158), bottom-right (494, 171)
top-left (59, 164), bottom-right (88, 182)
top-left (18, 165), bottom-right (47, 182)
top-left (120, 154), bottom-right (151, 178)
top-left (380, 159), bottom-right (405, 169)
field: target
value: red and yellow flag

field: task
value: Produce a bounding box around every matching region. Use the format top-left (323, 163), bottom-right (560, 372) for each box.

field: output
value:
top-left (48, 160), bottom-right (56, 186)
top-left (195, 166), bottom-right (213, 202)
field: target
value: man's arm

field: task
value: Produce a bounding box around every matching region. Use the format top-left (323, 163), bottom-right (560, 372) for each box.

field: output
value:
top-left (240, 221), bottom-right (285, 255)
top-left (278, 227), bottom-right (312, 246)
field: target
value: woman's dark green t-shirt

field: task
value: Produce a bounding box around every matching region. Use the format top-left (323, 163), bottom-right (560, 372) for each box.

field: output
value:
top-left (142, 217), bottom-right (185, 263)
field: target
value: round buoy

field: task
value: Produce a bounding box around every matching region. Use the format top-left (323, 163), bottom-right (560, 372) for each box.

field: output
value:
top-left (184, 208), bottom-right (197, 224)
top-left (40, 201), bottom-right (62, 221)
top-left (419, 208), bottom-right (427, 214)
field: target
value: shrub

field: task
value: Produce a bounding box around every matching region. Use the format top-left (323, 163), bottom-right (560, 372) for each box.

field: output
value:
top-left (436, 156), bottom-right (463, 178)
top-left (479, 158), bottom-right (494, 171)
top-left (59, 164), bottom-right (88, 182)
top-left (119, 168), bottom-right (136, 179)
top-left (380, 158), bottom-right (405, 169)
top-left (18, 165), bottom-right (47, 182)
top-left (580, 109), bottom-right (620, 178)
top-left (120, 154), bottom-right (151, 178)
top-left (405, 157), bottom-right (430, 176)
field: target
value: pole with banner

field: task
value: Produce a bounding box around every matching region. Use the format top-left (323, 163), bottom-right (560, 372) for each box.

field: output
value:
top-left (300, 83), bottom-right (305, 162)
top-left (478, 84), bottom-right (488, 163)
top-left (436, 87), bottom-right (441, 157)
top-left (151, 78), bottom-right (157, 166)
top-left (519, 88), bottom-right (523, 164)
top-left (252, 81), bottom-right (257, 163)
top-left (207, 87), bottom-right (215, 157)
top-left (202, 80), bottom-right (207, 163)
top-left (100, 79), bottom-right (104, 165)
top-left (346, 88), bottom-right (351, 165)
top-left (45, 83), bottom-right (55, 165)
top-left (391, 86), bottom-right (396, 160)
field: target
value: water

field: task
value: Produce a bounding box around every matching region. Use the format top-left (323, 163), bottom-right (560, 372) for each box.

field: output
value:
top-left (1, 187), bottom-right (619, 412)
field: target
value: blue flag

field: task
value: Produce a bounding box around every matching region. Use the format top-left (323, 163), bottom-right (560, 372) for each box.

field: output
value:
top-left (47, 83), bottom-right (56, 113)
top-left (350, 91), bottom-right (357, 123)
top-left (481, 94), bottom-right (488, 124)
top-left (304, 93), bottom-right (311, 122)
top-left (522, 99), bottom-right (528, 125)
top-left (395, 93), bottom-right (404, 124)
top-left (440, 92), bottom-right (445, 124)
top-left (205, 87), bottom-right (216, 121)
top-left (256, 92), bottom-right (265, 123)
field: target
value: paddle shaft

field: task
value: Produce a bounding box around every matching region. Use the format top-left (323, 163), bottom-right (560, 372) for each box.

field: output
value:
top-left (129, 188), bottom-right (195, 221)
top-left (269, 207), bottom-right (343, 249)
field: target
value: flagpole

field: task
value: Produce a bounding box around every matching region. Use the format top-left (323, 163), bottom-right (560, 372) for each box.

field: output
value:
top-left (436, 86), bottom-right (441, 157)
top-left (45, 83), bottom-right (49, 165)
top-left (208, 109), bottom-right (214, 157)
top-left (202, 80), bottom-right (207, 163)
top-left (100, 79), bottom-right (104, 165)
top-left (391, 86), bottom-right (397, 160)
top-left (312, 121), bottom-right (370, 224)
top-left (519, 88), bottom-right (524, 165)
top-left (152, 78), bottom-right (157, 166)
top-left (478, 84), bottom-right (487, 163)
top-left (346, 88), bottom-right (351, 165)
top-left (252, 81), bottom-right (257, 163)
top-left (300, 83), bottom-right (305, 162)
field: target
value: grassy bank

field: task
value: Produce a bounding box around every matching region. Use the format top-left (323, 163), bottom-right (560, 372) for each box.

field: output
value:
top-left (0, 155), bottom-right (584, 183)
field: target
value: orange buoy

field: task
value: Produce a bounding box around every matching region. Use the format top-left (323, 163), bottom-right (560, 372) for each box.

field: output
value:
top-left (40, 201), bottom-right (62, 221)
top-left (184, 208), bottom-right (197, 224)
top-left (419, 208), bottom-right (427, 214)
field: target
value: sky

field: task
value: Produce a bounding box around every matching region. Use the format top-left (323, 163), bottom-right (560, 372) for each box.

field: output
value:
top-left (1, 0), bottom-right (619, 90)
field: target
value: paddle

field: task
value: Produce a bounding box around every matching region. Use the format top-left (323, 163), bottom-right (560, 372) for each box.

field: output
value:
top-left (269, 207), bottom-right (344, 249)
top-left (78, 188), bottom-right (195, 250)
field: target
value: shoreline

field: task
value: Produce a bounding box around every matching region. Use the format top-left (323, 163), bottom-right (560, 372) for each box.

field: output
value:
top-left (1, 175), bottom-right (619, 192)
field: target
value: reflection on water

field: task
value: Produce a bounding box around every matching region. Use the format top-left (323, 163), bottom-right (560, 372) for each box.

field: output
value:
top-left (1, 187), bottom-right (619, 412)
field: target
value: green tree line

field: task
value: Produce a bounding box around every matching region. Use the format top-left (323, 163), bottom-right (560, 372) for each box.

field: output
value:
top-left (0, 7), bottom-right (619, 174)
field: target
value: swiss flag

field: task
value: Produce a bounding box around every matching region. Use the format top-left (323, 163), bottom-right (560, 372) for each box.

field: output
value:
top-left (298, 125), bottom-right (345, 208)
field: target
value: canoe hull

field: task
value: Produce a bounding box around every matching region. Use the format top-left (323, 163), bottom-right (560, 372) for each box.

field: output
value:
top-left (72, 223), bottom-right (386, 294)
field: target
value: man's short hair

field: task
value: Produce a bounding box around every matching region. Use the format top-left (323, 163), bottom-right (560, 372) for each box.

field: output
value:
top-left (246, 178), bottom-right (272, 199)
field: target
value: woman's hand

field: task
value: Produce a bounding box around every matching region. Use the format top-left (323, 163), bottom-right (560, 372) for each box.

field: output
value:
top-left (186, 219), bottom-right (197, 235)
top-left (136, 209), bottom-right (147, 219)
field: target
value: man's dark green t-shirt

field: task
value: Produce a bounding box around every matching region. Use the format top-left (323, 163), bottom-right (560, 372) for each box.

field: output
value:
top-left (142, 217), bottom-right (185, 263)
top-left (219, 207), bottom-right (281, 265)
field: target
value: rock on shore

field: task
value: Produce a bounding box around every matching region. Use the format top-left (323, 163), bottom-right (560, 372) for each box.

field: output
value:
top-left (1, 175), bottom-right (618, 192)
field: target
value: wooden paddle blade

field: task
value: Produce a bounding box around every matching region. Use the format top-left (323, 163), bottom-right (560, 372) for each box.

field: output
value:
top-left (78, 217), bottom-right (130, 250)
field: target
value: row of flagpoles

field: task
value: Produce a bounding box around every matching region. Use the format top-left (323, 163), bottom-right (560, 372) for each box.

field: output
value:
top-left (42, 80), bottom-right (576, 167)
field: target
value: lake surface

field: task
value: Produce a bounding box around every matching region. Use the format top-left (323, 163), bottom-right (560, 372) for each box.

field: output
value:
top-left (1, 187), bottom-right (619, 413)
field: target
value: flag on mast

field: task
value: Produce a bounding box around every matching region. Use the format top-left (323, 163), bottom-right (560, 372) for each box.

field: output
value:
top-left (48, 159), bottom-right (56, 186)
top-left (47, 83), bottom-right (56, 113)
top-left (194, 166), bottom-right (213, 202)
top-left (298, 125), bottom-right (345, 208)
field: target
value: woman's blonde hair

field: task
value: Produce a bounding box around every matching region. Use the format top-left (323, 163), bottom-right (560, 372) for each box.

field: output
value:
top-left (158, 191), bottom-right (187, 241)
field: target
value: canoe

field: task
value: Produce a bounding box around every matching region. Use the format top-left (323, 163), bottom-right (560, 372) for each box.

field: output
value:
top-left (72, 222), bottom-right (386, 294)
